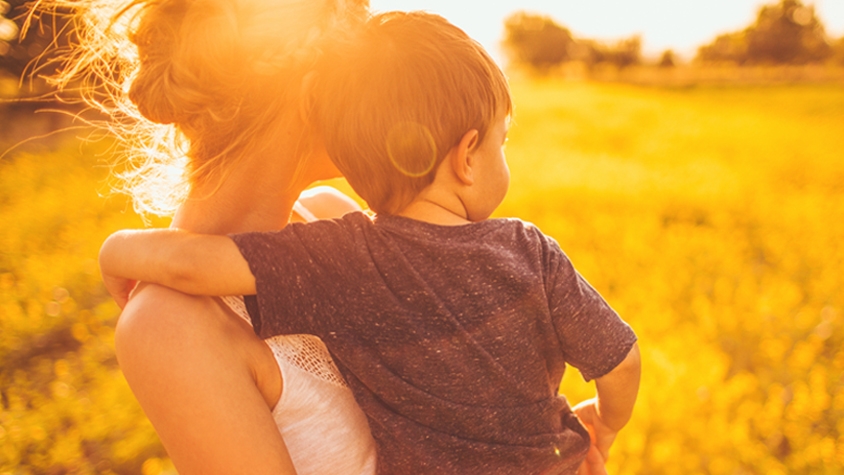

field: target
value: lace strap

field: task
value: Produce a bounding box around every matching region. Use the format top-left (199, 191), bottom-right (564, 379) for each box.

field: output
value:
top-left (220, 295), bottom-right (252, 324)
top-left (268, 334), bottom-right (349, 388)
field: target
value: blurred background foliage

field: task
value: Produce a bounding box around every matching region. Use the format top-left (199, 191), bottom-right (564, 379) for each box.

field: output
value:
top-left (502, 11), bottom-right (643, 73)
top-left (0, 134), bottom-right (170, 473)
top-left (697, 0), bottom-right (832, 65)
top-left (503, 0), bottom-right (844, 72)
top-left (2, 0), bottom-right (843, 473)
top-left (0, 0), bottom-right (72, 101)
top-left (500, 81), bottom-right (844, 474)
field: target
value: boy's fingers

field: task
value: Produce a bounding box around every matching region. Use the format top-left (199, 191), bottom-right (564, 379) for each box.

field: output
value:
top-left (576, 458), bottom-right (591, 475)
top-left (112, 291), bottom-right (126, 309)
top-left (594, 430), bottom-right (616, 462)
top-left (590, 445), bottom-right (608, 474)
top-left (577, 445), bottom-right (607, 475)
top-left (585, 443), bottom-right (600, 463)
top-left (576, 402), bottom-right (616, 463)
top-left (119, 280), bottom-right (139, 309)
top-left (103, 277), bottom-right (136, 309)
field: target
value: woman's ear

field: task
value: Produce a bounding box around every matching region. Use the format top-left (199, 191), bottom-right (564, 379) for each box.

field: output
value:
top-left (449, 129), bottom-right (479, 186)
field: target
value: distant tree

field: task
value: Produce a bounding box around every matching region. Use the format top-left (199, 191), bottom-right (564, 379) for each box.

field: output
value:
top-left (697, 32), bottom-right (748, 64)
top-left (570, 39), bottom-right (600, 65)
top-left (746, 0), bottom-right (830, 63)
top-left (609, 36), bottom-right (642, 68)
top-left (696, 0), bottom-right (831, 64)
top-left (658, 49), bottom-right (676, 68)
top-left (502, 12), bottom-right (574, 71)
top-left (832, 37), bottom-right (844, 65)
top-left (575, 36), bottom-right (642, 69)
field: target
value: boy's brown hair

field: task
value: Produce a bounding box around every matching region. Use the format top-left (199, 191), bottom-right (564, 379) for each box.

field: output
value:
top-left (314, 11), bottom-right (512, 215)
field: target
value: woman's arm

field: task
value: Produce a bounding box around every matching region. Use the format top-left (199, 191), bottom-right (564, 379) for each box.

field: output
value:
top-left (99, 229), bottom-right (256, 306)
top-left (115, 284), bottom-right (293, 475)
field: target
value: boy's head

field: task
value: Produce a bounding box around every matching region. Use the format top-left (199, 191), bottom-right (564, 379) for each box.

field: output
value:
top-left (314, 11), bottom-right (512, 215)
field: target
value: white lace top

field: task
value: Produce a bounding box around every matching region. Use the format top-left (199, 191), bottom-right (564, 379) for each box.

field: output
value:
top-left (220, 201), bottom-right (376, 475)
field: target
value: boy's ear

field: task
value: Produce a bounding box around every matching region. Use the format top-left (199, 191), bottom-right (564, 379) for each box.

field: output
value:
top-left (449, 129), bottom-right (480, 186)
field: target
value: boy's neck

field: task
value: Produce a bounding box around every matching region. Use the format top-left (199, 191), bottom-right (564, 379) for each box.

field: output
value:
top-left (397, 196), bottom-right (474, 226)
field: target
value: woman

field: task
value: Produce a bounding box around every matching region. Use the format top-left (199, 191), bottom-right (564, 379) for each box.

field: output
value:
top-left (49, 0), bottom-right (376, 473)
top-left (51, 1), bottom-right (611, 473)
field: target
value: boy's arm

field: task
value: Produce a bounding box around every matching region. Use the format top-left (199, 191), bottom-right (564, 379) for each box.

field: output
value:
top-left (574, 342), bottom-right (641, 462)
top-left (99, 229), bottom-right (256, 307)
top-left (594, 341), bottom-right (640, 430)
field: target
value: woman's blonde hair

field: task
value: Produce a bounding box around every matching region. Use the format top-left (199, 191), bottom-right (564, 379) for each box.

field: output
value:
top-left (38, 0), bottom-right (367, 216)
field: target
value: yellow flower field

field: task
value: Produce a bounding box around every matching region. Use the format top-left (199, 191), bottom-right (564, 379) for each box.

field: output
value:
top-left (501, 80), bottom-right (844, 474)
top-left (1, 79), bottom-right (842, 474)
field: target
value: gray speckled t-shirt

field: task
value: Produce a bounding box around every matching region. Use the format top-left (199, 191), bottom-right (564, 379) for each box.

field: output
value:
top-left (233, 212), bottom-right (637, 475)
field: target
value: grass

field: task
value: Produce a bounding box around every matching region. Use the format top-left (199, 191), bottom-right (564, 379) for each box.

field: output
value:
top-left (1, 79), bottom-right (843, 473)
top-left (499, 80), bottom-right (844, 473)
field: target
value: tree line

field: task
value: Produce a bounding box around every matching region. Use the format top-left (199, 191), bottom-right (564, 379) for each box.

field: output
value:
top-left (503, 0), bottom-right (844, 71)
top-left (3, 0), bottom-right (844, 86)
top-left (502, 12), bottom-right (643, 72)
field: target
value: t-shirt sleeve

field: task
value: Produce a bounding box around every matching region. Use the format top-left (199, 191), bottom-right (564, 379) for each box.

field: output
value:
top-left (540, 232), bottom-right (637, 381)
top-left (229, 218), bottom-right (358, 339)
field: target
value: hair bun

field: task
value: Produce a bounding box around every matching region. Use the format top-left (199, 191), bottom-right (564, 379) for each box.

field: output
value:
top-left (44, 0), bottom-right (369, 216)
top-left (129, 59), bottom-right (183, 125)
top-left (128, 0), bottom-right (245, 126)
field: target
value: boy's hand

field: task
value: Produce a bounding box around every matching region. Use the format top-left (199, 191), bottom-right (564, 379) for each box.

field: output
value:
top-left (102, 272), bottom-right (138, 309)
top-left (576, 442), bottom-right (607, 475)
top-left (575, 341), bottom-right (640, 469)
top-left (573, 398), bottom-right (617, 463)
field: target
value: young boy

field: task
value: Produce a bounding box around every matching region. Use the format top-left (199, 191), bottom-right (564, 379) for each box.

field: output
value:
top-left (100, 12), bottom-right (640, 475)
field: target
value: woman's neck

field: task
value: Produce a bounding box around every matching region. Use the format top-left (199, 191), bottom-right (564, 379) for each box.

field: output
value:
top-left (168, 112), bottom-right (334, 235)
top-left (171, 152), bottom-right (304, 235)
top-left (171, 187), bottom-right (297, 235)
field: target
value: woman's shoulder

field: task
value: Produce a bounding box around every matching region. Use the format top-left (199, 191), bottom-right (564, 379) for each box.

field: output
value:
top-left (113, 283), bottom-right (283, 419)
top-left (123, 283), bottom-right (224, 314)
top-left (117, 284), bottom-right (252, 337)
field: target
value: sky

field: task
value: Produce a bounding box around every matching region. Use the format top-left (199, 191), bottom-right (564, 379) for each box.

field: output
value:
top-left (369, 0), bottom-right (844, 61)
